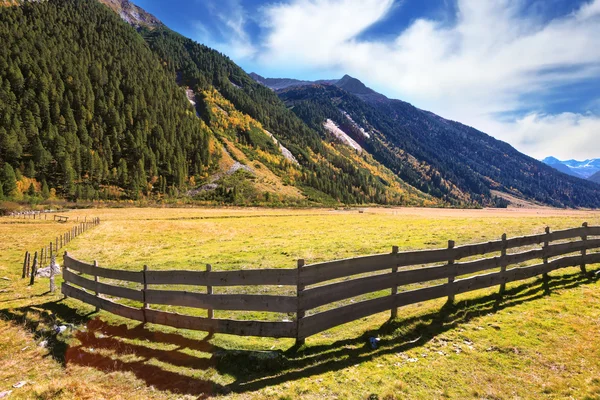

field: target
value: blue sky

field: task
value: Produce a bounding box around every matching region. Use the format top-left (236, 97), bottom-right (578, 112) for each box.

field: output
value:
top-left (134, 0), bottom-right (600, 160)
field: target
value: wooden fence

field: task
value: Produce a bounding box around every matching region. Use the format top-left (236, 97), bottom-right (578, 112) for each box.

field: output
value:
top-left (23, 217), bottom-right (101, 285)
top-left (61, 223), bottom-right (600, 344)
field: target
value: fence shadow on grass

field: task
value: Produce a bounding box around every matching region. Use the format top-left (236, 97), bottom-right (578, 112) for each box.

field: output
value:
top-left (225, 269), bottom-right (599, 395)
top-left (0, 268), bottom-right (597, 398)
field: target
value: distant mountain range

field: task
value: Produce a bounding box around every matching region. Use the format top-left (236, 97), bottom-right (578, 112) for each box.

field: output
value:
top-left (542, 157), bottom-right (600, 180)
top-left (253, 73), bottom-right (600, 207)
top-left (249, 73), bottom-right (337, 91)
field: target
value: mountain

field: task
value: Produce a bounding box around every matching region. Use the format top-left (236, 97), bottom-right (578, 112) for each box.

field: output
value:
top-left (136, 25), bottom-right (435, 206)
top-left (97, 0), bottom-right (162, 28)
top-left (542, 157), bottom-right (600, 179)
top-left (272, 76), bottom-right (600, 208)
top-left (334, 75), bottom-right (388, 103)
top-left (0, 0), bottom-right (435, 207)
top-left (589, 171), bottom-right (600, 184)
top-left (249, 73), bottom-right (337, 91)
top-left (541, 157), bottom-right (584, 178)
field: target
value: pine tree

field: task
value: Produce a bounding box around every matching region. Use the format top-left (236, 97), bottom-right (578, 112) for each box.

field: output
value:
top-left (27, 183), bottom-right (36, 196)
top-left (0, 164), bottom-right (17, 197)
top-left (41, 180), bottom-right (50, 199)
top-left (25, 160), bottom-right (35, 178)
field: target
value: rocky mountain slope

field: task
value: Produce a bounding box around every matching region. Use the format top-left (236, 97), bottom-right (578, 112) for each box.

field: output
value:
top-left (270, 76), bottom-right (600, 208)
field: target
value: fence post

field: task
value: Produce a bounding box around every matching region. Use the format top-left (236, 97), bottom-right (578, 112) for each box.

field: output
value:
top-left (49, 256), bottom-right (56, 293)
top-left (50, 242), bottom-right (53, 261)
top-left (391, 246), bottom-right (399, 319)
top-left (22, 252), bottom-right (29, 279)
top-left (63, 251), bottom-right (69, 299)
top-left (543, 227), bottom-right (550, 283)
top-left (29, 252), bottom-right (38, 286)
top-left (581, 222), bottom-right (588, 274)
top-left (94, 260), bottom-right (99, 312)
top-left (447, 240), bottom-right (456, 304)
top-left (296, 259), bottom-right (306, 347)
top-left (25, 252), bottom-right (31, 278)
top-left (206, 264), bottom-right (214, 320)
top-left (499, 233), bottom-right (508, 294)
top-left (142, 265), bottom-right (148, 323)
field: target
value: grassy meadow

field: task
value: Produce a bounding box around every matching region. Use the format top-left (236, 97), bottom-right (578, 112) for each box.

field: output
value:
top-left (1, 207), bottom-right (600, 399)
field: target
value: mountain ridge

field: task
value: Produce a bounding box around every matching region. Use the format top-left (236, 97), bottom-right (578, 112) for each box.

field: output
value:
top-left (542, 157), bottom-right (600, 179)
top-left (269, 75), bottom-right (600, 208)
top-left (589, 171), bottom-right (600, 184)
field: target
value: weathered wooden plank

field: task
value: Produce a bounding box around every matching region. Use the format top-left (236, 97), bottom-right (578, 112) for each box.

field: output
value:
top-left (456, 247), bottom-right (545, 276)
top-left (504, 233), bottom-right (547, 248)
top-left (300, 263), bottom-right (450, 310)
top-left (454, 239), bottom-right (600, 277)
top-left (546, 238), bottom-right (600, 258)
top-left (61, 283), bottom-right (144, 321)
top-left (143, 309), bottom-right (296, 338)
top-left (300, 273), bottom-right (393, 310)
top-left (456, 256), bottom-right (501, 276)
top-left (548, 227), bottom-right (587, 242)
top-left (299, 250), bottom-right (453, 285)
top-left (298, 295), bottom-right (394, 338)
top-left (63, 270), bottom-right (143, 302)
top-left (500, 227), bottom-right (588, 249)
top-left (454, 252), bottom-right (600, 295)
top-left (298, 249), bottom-right (600, 338)
top-left (145, 290), bottom-right (296, 313)
top-left (144, 269), bottom-right (297, 286)
top-left (299, 227), bottom-right (599, 286)
top-left (587, 226), bottom-right (600, 236)
top-left (64, 255), bottom-right (143, 283)
top-left (299, 283), bottom-right (451, 337)
top-left (453, 240), bottom-right (504, 260)
top-left (394, 284), bottom-right (450, 309)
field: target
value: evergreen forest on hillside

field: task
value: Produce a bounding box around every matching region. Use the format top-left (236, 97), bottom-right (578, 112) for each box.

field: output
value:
top-left (0, 0), bottom-right (211, 202)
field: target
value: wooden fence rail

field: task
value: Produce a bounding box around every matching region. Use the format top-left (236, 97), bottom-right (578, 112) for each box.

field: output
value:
top-left (61, 224), bottom-right (600, 344)
top-left (23, 217), bottom-right (101, 287)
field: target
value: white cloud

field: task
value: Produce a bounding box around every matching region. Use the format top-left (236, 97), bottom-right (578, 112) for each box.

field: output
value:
top-left (254, 0), bottom-right (600, 159)
top-left (490, 112), bottom-right (600, 160)
top-left (194, 0), bottom-right (256, 59)
top-left (260, 0), bottom-right (393, 66)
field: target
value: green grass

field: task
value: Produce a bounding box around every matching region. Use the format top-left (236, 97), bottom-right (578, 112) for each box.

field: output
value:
top-left (1, 207), bottom-right (600, 399)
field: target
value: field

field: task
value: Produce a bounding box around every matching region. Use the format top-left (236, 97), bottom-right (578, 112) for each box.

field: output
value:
top-left (1, 207), bottom-right (600, 399)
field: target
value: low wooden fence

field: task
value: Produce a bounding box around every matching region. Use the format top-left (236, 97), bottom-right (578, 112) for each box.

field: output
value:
top-left (23, 217), bottom-right (100, 285)
top-left (62, 223), bottom-right (600, 344)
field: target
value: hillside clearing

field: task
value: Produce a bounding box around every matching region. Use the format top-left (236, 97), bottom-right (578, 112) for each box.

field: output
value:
top-left (1, 207), bottom-right (600, 399)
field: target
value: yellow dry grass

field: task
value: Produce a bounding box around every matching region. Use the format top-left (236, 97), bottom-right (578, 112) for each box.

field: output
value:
top-left (1, 207), bottom-right (600, 399)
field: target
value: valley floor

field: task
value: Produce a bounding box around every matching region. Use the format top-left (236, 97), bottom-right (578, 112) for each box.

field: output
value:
top-left (1, 207), bottom-right (600, 399)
